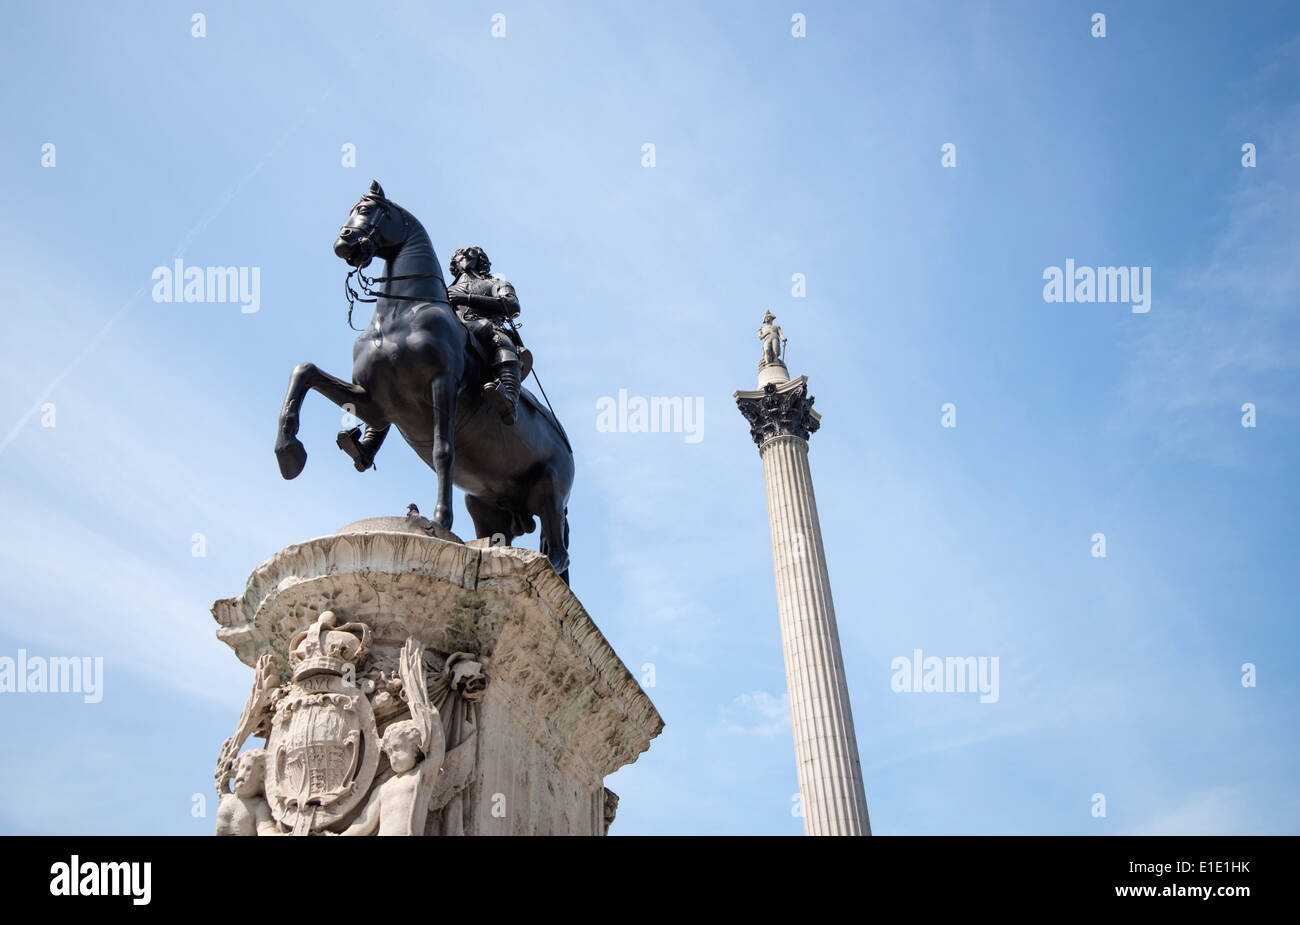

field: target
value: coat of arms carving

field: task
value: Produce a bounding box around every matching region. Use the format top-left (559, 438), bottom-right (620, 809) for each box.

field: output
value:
top-left (214, 610), bottom-right (486, 836)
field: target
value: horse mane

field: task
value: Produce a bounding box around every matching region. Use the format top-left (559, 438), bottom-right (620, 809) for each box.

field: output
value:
top-left (389, 203), bottom-right (446, 291)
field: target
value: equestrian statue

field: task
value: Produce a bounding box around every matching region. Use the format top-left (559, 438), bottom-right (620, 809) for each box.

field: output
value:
top-left (274, 181), bottom-right (574, 581)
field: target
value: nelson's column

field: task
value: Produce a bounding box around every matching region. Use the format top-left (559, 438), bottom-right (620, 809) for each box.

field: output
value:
top-left (734, 312), bottom-right (871, 836)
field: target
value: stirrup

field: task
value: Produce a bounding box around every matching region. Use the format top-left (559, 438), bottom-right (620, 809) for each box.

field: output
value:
top-left (483, 382), bottom-right (518, 424)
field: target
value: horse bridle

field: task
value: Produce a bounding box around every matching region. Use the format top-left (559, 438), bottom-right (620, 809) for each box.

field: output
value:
top-left (343, 195), bottom-right (439, 330)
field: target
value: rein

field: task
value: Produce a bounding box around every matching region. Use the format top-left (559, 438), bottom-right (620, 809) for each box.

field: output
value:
top-left (342, 196), bottom-right (441, 329)
top-left (345, 268), bottom-right (440, 328)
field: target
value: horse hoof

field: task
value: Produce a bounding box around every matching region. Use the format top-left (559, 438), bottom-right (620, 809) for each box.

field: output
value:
top-left (433, 506), bottom-right (453, 530)
top-left (275, 438), bottom-right (308, 479)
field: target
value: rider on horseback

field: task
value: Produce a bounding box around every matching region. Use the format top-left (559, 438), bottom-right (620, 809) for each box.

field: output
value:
top-left (446, 246), bottom-right (525, 425)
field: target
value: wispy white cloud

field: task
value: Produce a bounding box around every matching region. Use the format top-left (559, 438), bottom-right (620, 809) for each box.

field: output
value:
top-left (1116, 105), bottom-right (1300, 466)
top-left (719, 690), bottom-right (791, 736)
top-left (1131, 786), bottom-right (1300, 836)
top-left (1131, 787), bottom-right (1248, 836)
top-left (0, 487), bottom-right (249, 705)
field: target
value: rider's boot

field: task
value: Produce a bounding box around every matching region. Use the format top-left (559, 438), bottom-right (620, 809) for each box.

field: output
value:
top-left (484, 360), bottom-right (521, 425)
top-left (336, 425), bottom-right (381, 471)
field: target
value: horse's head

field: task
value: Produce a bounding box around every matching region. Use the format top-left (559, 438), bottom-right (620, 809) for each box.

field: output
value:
top-left (333, 180), bottom-right (408, 268)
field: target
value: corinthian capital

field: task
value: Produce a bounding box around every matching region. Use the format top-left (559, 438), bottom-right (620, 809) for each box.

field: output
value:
top-left (734, 377), bottom-right (820, 447)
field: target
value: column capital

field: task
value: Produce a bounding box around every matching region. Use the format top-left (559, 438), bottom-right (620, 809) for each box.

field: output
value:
top-left (734, 375), bottom-right (821, 448)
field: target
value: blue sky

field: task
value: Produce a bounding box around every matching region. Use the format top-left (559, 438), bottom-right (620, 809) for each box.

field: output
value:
top-left (1, 0), bottom-right (1297, 835)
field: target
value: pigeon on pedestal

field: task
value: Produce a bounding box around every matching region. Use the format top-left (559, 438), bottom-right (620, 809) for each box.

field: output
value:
top-left (405, 503), bottom-right (438, 535)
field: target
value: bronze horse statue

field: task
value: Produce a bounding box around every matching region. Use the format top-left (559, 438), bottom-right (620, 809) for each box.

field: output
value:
top-left (274, 181), bottom-right (573, 580)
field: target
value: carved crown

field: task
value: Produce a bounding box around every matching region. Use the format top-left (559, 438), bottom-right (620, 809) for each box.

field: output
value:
top-left (288, 611), bottom-right (372, 681)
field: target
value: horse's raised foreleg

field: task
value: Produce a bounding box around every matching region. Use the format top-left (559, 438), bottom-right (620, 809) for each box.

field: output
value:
top-left (428, 373), bottom-right (457, 529)
top-left (275, 362), bottom-right (381, 480)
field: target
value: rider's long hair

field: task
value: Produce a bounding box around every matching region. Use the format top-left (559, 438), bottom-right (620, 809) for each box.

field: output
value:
top-left (449, 246), bottom-right (490, 280)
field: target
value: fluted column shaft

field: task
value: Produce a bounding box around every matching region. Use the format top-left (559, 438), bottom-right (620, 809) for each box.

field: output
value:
top-left (759, 434), bottom-right (870, 836)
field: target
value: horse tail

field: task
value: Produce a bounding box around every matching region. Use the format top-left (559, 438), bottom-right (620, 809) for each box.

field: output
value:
top-left (560, 508), bottom-right (571, 585)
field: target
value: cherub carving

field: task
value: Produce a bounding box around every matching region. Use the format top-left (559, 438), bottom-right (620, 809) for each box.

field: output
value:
top-left (340, 639), bottom-right (446, 836)
top-left (215, 750), bottom-right (281, 836)
top-left (214, 653), bottom-right (283, 835)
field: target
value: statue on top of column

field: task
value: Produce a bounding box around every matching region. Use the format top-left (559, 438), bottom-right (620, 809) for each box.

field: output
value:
top-left (759, 311), bottom-right (787, 368)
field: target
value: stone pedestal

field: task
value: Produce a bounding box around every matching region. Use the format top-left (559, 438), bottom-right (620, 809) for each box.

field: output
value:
top-left (210, 517), bottom-right (662, 836)
top-left (736, 367), bottom-right (871, 836)
top-left (757, 358), bottom-right (790, 388)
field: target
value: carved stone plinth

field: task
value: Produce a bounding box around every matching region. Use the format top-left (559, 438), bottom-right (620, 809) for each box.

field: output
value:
top-left (211, 517), bottom-right (662, 836)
